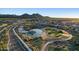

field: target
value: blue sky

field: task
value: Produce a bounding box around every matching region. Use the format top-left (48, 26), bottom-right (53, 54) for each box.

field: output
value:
top-left (0, 8), bottom-right (79, 18)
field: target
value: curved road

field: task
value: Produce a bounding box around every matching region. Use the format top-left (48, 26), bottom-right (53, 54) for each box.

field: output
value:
top-left (41, 33), bottom-right (73, 51)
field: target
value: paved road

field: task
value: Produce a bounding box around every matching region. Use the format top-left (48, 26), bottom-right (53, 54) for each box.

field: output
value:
top-left (8, 27), bottom-right (29, 51)
top-left (41, 33), bottom-right (73, 51)
top-left (13, 27), bottom-right (32, 51)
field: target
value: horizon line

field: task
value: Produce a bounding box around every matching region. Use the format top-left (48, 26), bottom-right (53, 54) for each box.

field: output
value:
top-left (0, 13), bottom-right (79, 18)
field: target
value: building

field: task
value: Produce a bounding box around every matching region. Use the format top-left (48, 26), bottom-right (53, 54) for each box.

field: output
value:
top-left (18, 26), bottom-right (28, 34)
top-left (18, 27), bottom-right (48, 40)
top-left (26, 29), bottom-right (48, 39)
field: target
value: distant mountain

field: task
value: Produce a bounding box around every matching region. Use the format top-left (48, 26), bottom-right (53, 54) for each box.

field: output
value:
top-left (0, 14), bottom-right (19, 18)
top-left (0, 13), bottom-right (43, 18)
top-left (0, 13), bottom-right (79, 21)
